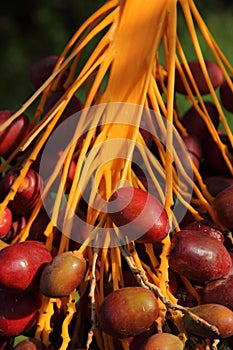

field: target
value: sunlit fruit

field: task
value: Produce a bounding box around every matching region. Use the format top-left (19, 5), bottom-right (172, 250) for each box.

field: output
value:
top-left (0, 240), bottom-right (52, 292)
top-left (2, 215), bottom-right (26, 243)
top-left (0, 168), bottom-right (42, 216)
top-left (140, 332), bottom-right (184, 350)
top-left (169, 229), bottom-right (231, 282)
top-left (175, 60), bottom-right (223, 95)
top-left (0, 110), bottom-right (30, 158)
top-left (184, 303), bottom-right (233, 339)
top-left (0, 207), bottom-right (12, 239)
top-left (40, 251), bottom-right (86, 297)
top-left (98, 286), bottom-right (159, 338)
top-left (108, 186), bottom-right (169, 243)
top-left (183, 219), bottom-right (224, 243)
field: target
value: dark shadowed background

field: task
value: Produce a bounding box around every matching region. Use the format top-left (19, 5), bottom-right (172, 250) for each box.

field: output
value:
top-left (0, 0), bottom-right (232, 112)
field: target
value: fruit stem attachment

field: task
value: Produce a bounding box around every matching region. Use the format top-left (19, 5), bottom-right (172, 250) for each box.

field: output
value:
top-left (119, 243), bottom-right (220, 337)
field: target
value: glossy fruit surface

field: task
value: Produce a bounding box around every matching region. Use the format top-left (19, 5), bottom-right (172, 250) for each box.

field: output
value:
top-left (2, 215), bottom-right (26, 243)
top-left (40, 251), bottom-right (86, 297)
top-left (175, 60), bottom-right (223, 95)
top-left (0, 168), bottom-right (42, 216)
top-left (214, 185), bottom-right (233, 228)
top-left (201, 254), bottom-right (233, 309)
top-left (0, 110), bottom-right (30, 158)
top-left (140, 332), bottom-right (184, 350)
top-left (184, 304), bottom-right (233, 339)
top-left (0, 207), bottom-right (12, 239)
top-left (169, 230), bottom-right (231, 282)
top-left (0, 240), bottom-right (52, 291)
top-left (108, 187), bottom-right (169, 243)
top-left (183, 220), bottom-right (224, 243)
top-left (0, 290), bottom-right (41, 338)
top-left (98, 286), bottom-right (159, 338)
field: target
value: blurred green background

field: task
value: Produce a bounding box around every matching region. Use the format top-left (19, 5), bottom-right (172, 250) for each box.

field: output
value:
top-left (0, 0), bottom-right (232, 112)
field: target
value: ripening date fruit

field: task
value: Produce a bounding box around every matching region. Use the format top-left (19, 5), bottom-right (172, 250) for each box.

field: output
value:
top-left (13, 338), bottom-right (48, 350)
top-left (0, 289), bottom-right (41, 338)
top-left (214, 186), bottom-right (233, 228)
top-left (140, 332), bottom-right (184, 350)
top-left (0, 240), bottom-right (52, 292)
top-left (43, 91), bottom-right (83, 124)
top-left (181, 101), bottom-right (219, 143)
top-left (183, 219), bottom-right (224, 243)
top-left (40, 251), bottom-right (86, 297)
top-left (98, 287), bottom-right (159, 338)
top-left (29, 55), bottom-right (69, 90)
top-left (219, 76), bottom-right (233, 113)
top-left (169, 230), bottom-right (232, 282)
top-left (181, 134), bottom-right (202, 169)
top-left (0, 168), bottom-right (42, 216)
top-left (0, 110), bottom-right (31, 158)
top-left (184, 304), bottom-right (233, 339)
top-left (0, 207), bottom-right (12, 239)
top-left (108, 186), bottom-right (169, 243)
top-left (175, 60), bottom-right (223, 95)
top-left (201, 256), bottom-right (233, 310)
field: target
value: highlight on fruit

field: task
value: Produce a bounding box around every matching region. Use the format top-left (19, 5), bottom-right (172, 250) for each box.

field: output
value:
top-left (0, 0), bottom-right (233, 349)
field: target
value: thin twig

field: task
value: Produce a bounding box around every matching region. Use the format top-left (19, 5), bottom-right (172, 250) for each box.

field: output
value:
top-left (86, 249), bottom-right (99, 349)
top-left (119, 244), bottom-right (220, 337)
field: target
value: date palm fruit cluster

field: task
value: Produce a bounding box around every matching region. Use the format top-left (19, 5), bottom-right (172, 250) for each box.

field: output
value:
top-left (1, 0), bottom-right (233, 349)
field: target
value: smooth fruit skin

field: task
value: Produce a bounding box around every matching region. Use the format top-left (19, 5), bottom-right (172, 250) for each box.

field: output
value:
top-left (140, 333), bottom-right (184, 350)
top-left (108, 187), bottom-right (169, 243)
top-left (214, 185), bottom-right (233, 228)
top-left (0, 168), bottom-right (42, 216)
top-left (0, 290), bottom-right (41, 338)
top-left (40, 251), bottom-right (86, 297)
top-left (184, 304), bottom-right (233, 339)
top-left (175, 60), bottom-right (223, 95)
top-left (0, 110), bottom-right (30, 158)
top-left (0, 207), bottom-right (12, 239)
top-left (0, 240), bottom-right (52, 292)
top-left (201, 254), bottom-right (233, 309)
top-left (98, 286), bottom-right (159, 339)
top-left (169, 230), bottom-right (232, 282)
